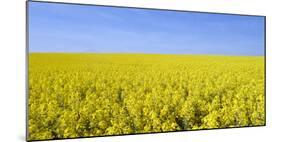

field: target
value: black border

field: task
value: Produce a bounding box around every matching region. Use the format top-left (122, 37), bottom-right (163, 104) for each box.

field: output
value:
top-left (26, 0), bottom-right (266, 141)
top-left (26, 1), bottom-right (29, 141)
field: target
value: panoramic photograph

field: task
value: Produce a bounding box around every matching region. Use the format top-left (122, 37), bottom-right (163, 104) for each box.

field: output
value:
top-left (28, 1), bottom-right (265, 141)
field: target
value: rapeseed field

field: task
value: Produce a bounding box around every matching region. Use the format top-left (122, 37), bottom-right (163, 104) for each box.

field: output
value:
top-left (28, 53), bottom-right (265, 140)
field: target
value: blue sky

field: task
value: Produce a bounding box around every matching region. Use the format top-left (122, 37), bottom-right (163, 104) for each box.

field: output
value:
top-left (28, 1), bottom-right (265, 56)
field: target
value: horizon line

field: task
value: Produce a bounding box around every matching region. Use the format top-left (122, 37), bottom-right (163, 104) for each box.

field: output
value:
top-left (28, 52), bottom-right (264, 57)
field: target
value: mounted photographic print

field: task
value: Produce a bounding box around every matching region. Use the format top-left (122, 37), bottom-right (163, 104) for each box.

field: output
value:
top-left (27, 1), bottom-right (265, 141)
